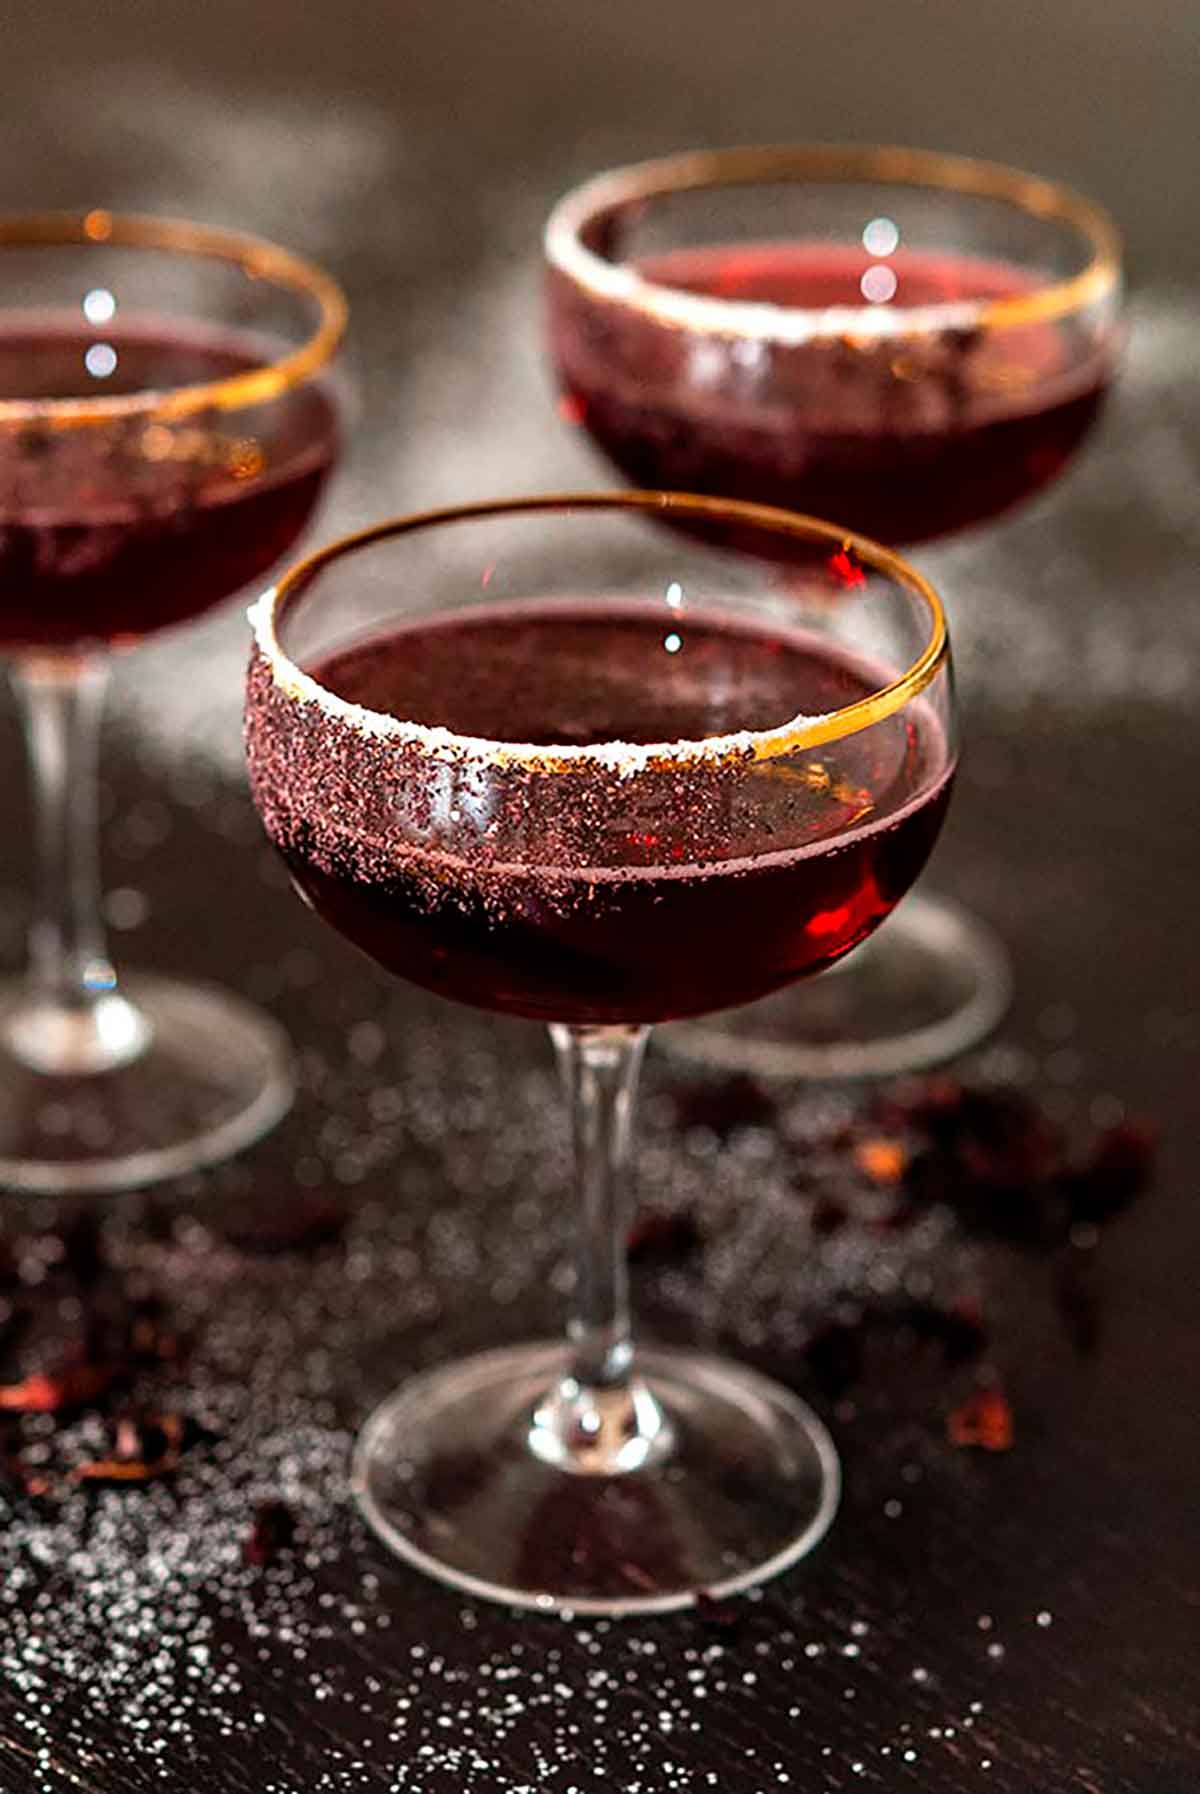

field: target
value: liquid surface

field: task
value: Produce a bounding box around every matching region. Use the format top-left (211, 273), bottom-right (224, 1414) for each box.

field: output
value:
top-left (0, 317), bottom-right (338, 649)
top-left (313, 598), bottom-right (888, 748)
top-left (250, 599), bottom-right (953, 1024)
top-left (636, 241), bottom-right (1051, 313)
top-left (549, 241), bottom-right (1112, 543)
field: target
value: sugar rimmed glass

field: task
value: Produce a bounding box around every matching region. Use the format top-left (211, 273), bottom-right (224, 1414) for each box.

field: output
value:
top-left (545, 145), bottom-right (1123, 1077)
top-left (246, 491), bottom-right (956, 1613)
top-left (0, 212), bottom-right (346, 1192)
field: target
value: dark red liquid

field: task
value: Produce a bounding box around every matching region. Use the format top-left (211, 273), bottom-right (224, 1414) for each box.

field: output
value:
top-left (253, 600), bottom-right (953, 1025)
top-left (548, 243), bottom-right (1113, 544)
top-left (0, 318), bottom-right (338, 650)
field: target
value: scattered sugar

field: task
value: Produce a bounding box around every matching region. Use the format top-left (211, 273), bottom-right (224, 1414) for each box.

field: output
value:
top-left (0, 956), bottom-right (1025, 1786)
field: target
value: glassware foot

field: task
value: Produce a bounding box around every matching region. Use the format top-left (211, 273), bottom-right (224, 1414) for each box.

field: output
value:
top-left (0, 972), bottom-right (293, 1194)
top-left (353, 1341), bottom-right (840, 1615)
top-left (659, 893), bottom-right (1012, 1081)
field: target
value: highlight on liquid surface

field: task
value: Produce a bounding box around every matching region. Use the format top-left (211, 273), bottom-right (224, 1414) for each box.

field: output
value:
top-left (0, 316), bottom-right (339, 650)
top-left (548, 241), bottom-right (1113, 544)
top-left (247, 597), bottom-right (953, 1025)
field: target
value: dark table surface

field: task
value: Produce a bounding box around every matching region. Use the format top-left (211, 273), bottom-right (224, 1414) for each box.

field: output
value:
top-left (1, 3), bottom-right (1199, 1789)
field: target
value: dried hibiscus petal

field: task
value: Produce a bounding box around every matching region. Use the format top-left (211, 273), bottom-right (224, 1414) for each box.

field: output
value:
top-left (810, 1196), bottom-right (850, 1238)
top-left (0, 1298), bottom-right (31, 1359)
top-left (671, 1075), bottom-right (776, 1139)
top-left (886, 1080), bottom-right (1056, 1173)
top-left (0, 1359), bottom-right (118, 1414)
top-left (947, 1384), bottom-right (1014, 1452)
top-left (867, 1197), bottom-right (919, 1234)
top-left (1064, 1120), bottom-right (1158, 1223)
top-left (877, 1075), bottom-right (964, 1141)
top-left (0, 1241), bottom-right (20, 1289)
top-left (905, 1118), bottom-right (1066, 1245)
top-left (853, 1137), bottom-right (909, 1185)
top-left (805, 1319), bottom-right (865, 1397)
top-left (1054, 1241), bottom-right (1101, 1355)
top-left (1, 1450), bottom-right (53, 1500)
top-left (123, 1293), bottom-right (184, 1365)
top-left (244, 1497), bottom-right (297, 1565)
top-left (693, 1589), bottom-right (740, 1628)
top-left (73, 1412), bottom-right (189, 1484)
top-left (57, 1212), bottom-right (106, 1288)
top-left (224, 1194), bottom-right (346, 1256)
top-left (902, 1297), bottom-right (988, 1367)
top-left (626, 1208), bottom-right (702, 1265)
top-left (947, 1088), bottom-right (1064, 1187)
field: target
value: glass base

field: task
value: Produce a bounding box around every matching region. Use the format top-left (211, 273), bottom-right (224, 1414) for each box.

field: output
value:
top-left (353, 1341), bottom-right (840, 1615)
top-left (0, 973), bottom-right (294, 1194)
top-left (659, 893), bottom-right (1013, 1082)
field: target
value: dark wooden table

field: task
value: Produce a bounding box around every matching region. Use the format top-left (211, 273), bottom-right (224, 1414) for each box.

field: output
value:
top-left (1, 3), bottom-right (1198, 1788)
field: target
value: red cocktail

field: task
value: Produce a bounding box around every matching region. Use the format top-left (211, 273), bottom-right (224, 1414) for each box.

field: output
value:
top-left (551, 241), bottom-right (1111, 545)
top-left (546, 148), bottom-right (1123, 1076)
top-left (246, 491), bottom-right (957, 1614)
top-left (0, 212), bottom-right (345, 1192)
top-left (261, 599), bottom-right (951, 1022)
top-left (0, 317), bottom-right (338, 650)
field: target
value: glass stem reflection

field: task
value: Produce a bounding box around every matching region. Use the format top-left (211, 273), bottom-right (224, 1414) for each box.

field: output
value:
top-left (7, 656), bottom-right (148, 1076)
top-left (532, 1023), bottom-right (672, 1475)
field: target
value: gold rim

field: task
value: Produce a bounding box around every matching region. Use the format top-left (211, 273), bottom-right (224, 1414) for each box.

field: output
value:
top-left (545, 143), bottom-right (1122, 338)
top-left (0, 209), bottom-right (347, 428)
top-left (255, 490), bottom-right (949, 773)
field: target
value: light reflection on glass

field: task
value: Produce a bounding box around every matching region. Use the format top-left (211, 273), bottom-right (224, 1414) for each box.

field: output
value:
top-left (862, 216), bottom-right (900, 257)
top-left (84, 341), bottom-right (118, 378)
top-left (860, 264), bottom-right (898, 305)
top-left (83, 287), bottom-right (117, 325)
top-left (663, 631), bottom-right (682, 654)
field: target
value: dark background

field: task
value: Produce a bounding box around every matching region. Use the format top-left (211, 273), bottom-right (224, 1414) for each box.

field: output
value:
top-left (0, 3), bottom-right (1198, 1790)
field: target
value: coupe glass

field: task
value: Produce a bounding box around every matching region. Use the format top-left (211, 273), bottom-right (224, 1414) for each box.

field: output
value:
top-left (246, 491), bottom-right (956, 1613)
top-left (0, 211), bottom-right (345, 1192)
top-left (545, 146), bottom-right (1122, 1077)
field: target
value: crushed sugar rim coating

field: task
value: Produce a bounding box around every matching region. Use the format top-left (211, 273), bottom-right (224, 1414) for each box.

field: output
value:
top-left (545, 143), bottom-right (1123, 343)
top-left (0, 209), bottom-right (347, 428)
top-left (250, 491), bottom-right (948, 776)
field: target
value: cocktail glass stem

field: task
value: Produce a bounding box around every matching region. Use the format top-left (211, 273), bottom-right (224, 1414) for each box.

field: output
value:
top-left (531, 1022), bottom-right (673, 1474)
top-left (6, 655), bottom-right (149, 1076)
